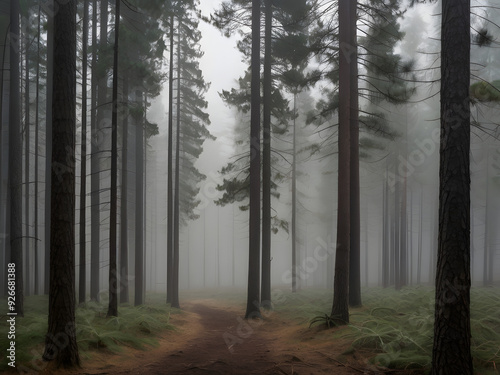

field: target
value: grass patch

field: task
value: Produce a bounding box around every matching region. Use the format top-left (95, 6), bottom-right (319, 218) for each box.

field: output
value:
top-left (0, 294), bottom-right (173, 371)
top-left (274, 286), bottom-right (500, 374)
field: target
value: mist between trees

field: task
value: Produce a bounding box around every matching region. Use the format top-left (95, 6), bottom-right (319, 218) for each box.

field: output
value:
top-left (0, 0), bottom-right (499, 371)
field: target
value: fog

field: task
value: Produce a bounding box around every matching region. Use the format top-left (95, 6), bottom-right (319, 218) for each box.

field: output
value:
top-left (0, 0), bottom-right (499, 310)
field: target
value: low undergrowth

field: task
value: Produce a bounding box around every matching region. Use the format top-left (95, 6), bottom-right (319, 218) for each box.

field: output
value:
top-left (277, 286), bottom-right (500, 374)
top-left (0, 294), bottom-right (173, 372)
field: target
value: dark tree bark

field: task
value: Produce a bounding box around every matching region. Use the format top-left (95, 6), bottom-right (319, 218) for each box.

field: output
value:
top-left (79, 0), bottom-right (89, 305)
top-left (91, 0), bottom-right (108, 302)
top-left (348, 0), bottom-right (361, 307)
top-left (260, 0), bottom-right (272, 308)
top-left (119, 77), bottom-right (129, 304)
top-left (331, 0), bottom-right (355, 324)
top-left (42, 0), bottom-right (80, 367)
top-left (431, 1), bottom-right (472, 374)
top-left (34, 4), bottom-right (41, 295)
top-left (166, 14), bottom-right (174, 305)
top-left (9, 0), bottom-right (24, 316)
top-left (107, 0), bottom-right (120, 317)
top-left (44, 0), bottom-right (54, 296)
top-left (24, 9), bottom-right (31, 297)
top-left (134, 90), bottom-right (144, 306)
top-left (245, 0), bottom-right (261, 320)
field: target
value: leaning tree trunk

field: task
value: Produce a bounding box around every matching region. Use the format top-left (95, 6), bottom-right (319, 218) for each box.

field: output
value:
top-left (245, 0), bottom-right (261, 320)
top-left (42, 0), bottom-right (80, 367)
top-left (431, 1), bottom-right (473, 374)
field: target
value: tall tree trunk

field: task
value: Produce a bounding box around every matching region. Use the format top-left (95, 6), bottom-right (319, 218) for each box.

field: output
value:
top-left (24, 9), bottom-right (31, 297)
top-left (245, 0), bottom-right (261, 320)
top-left (482, 153), bottom-right (489, 286)
top-left (348, 0), bottom-right (361, 307)
top-left (171, 29), bottom-right (181, 309)
top-left (382, 169), bottom-right (389, 287)
top-left (44, 0), bottom-right (54, 296)
top-left (417, 187), bottom-right (423, 284)
top-left (9, 0), bottom-right (24, 316)
top-left (291, 93), bottom-right (298, 293)
top-left (91, 0), bottom-right (108, 302)
top-left (42, 0), bottom-right (79, 366)
top-left (431, 1), bottom-right (472, 373)
top-left (394, 156), bottom-right (401, 290)
top-left (89, 0), bottom-right (98, 301)
top-left (34, 5), bottom-right (41, 294)
top-left (0, 4), bottom-right (6, 298)
top-left (119, 77), bottom-right (129, 303)
top-left (134, 90), bottom-right (144, 306)
top-left (261, 0), bottom-right (272, 308)
top-left (166, 14), bottom-right (174, 304)
top-left (107, 0), bottom-right (120, 317)
top-left (399, 176), bottom-right (407, 288)
top-left (331, 0), bottom-right (355, 324)
top-left (79, 0), bottom-right (89, 305)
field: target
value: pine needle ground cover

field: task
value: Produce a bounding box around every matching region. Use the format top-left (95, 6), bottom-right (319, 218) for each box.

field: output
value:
top-left (276, 286), bottom-right (500, 374)
top-left (0, 294), bottom-right (174, 371)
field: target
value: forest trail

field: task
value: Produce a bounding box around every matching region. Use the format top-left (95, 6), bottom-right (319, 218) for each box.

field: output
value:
top-left (52, 297), bottom-right (369, 375)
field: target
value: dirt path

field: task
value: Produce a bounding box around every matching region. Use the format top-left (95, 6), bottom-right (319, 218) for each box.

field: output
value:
top-left (46, 299), bottom-right (370, 375)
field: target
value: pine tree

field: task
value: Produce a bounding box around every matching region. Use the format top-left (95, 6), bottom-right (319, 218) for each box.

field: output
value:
top-left (43, 0), bottom-right (80, 366)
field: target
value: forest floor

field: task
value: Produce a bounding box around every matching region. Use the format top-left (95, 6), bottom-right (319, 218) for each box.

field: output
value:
top-left (39, 294), bottom-right (390, 375)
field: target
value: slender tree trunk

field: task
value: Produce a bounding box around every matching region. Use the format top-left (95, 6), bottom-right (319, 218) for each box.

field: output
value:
top-left (394, 156), bottom-right (401, 290)
top-left (400, 176), bottom-right (407, 288)
top-left (348, 0), bottom-right (361, 307)
top-left (9, 0), bottom-right (24, 316)
top-left (166, 14), bottom-right (174, 304)
top-left (291, 93), bottom-right (298, 293)
top-left (417, 187), bottom-right (423, 285)
top-left (42, 0), bottom-right (79, 366)
top-left (24, 9), bottom-right (31, 297)
top-left (134, 90), bottom-right (144, 306)
top-left (89, 0), bottom-right (99, 301)
top-left (79, 0), bottom-right (89, 305)
top-left (34, 4), bottom-right (41, 295)
top-left (261, 0), bottom-right (272, 308)
top-left (119, 77), bottom-right (129, 303)
top-left (431, 1), bottom-right (472, 373)
top-left (245, 0), bottom-right (261, 320)
top-left (331, 0), bottom-right (355, 324)
top-left (482, 154), bottom-right (489, 286)
top-left (382, 170), bottom-right (389, 287)
top-left (171, 29), bottom-right (181, 309)
top-left (44, 0), bottom-right (53, 295)
top-left (107, 0), bottom-right (120, 317)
